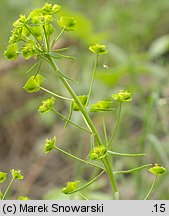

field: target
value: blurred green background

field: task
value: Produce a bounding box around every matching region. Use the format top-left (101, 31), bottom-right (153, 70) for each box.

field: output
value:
top-left (0, 0), bottom-right (169, 199)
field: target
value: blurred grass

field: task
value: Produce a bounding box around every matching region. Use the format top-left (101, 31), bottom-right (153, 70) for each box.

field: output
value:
top-left (0, 0), bottom-right (169, 199)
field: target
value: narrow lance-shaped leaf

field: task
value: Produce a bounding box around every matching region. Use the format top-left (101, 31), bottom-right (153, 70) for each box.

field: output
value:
top-left (108, 150), bottom-right (145, 157)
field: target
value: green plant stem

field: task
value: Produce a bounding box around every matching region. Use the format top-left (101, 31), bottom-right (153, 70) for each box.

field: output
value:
top-left (108, 101), bottom-right (122, 147)
top-left (86, 54), bottom-right (99, 105)
top-left (103, 118), bottom-right (108, 145)
top-left (64, 101), bottom-right (74, 128)
top-left (1, 178), bottom-right (14, 200)
top-left (46, 56), bottom-right (118, 199)
top-left (102, 156), bottom-right (119, 199)
top-left (26, 59), bottom-right (42, 74)
top-left (34, 59), bottom-right (42, 78)
top-left (77, 192), bottom-right (88, 200)
top-left (52, 109), bottom-right (92, 134)
top-left (40, 86), bottom-right (73, 101)
top-left (47, 56), bottom-right (103, 146)
top-left (144, 176), bottom-right (157, 200)
top-left (68, 170), bottom-right (105, 194)
top-left (43, 25), bottom-right (49, 52)
top-left (51, 28), bottom-right (65, 49)
top-left (54, 146), bottom-right (104, 170)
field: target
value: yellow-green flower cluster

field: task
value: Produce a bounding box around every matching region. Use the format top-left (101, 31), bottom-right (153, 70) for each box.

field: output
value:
top-left (149, 164), bottom-right (166, 176)
top-left (11, 169), bottom-right (24, 180)
top-left (4, 3), bottom-right (76, 61)
top-left (23, 74), bottom-right (45, 93)
top-left (38, 97), bottom-right (56, 114)
top-left (90, 100), bottom-right (113, 112)
top-left (72, 95), bottom-right (88, 111)
top-left (44, 136), bottom-right (56, 154)
top-left (62, 180), bottom-right (79, 194)
top-left (57, 16), bottom-right (77, 31)
top-left (89, 44), bottom-right (108, 54)
top-left (89, 145), bottom-right (107, 160)
top-left (112, 90), bottom-right (132, 102)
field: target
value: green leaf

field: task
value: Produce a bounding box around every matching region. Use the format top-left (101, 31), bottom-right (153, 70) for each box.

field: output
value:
top-left (112, 90), bottom-right (132, 102)
top-left (62, 181), bottom-right (80, 194)
top-left (44, 136), bottom-right (56, 154)
top-left (107, 150), bottom-right (145, 157)
top-left (73, 95), bottom-right (88, 111)
top-left (38, 97), bottom-right (55, 113)
top-left (0, 172), bottom-right (7, 183)
top-left (4, 43), bottom-right (19, 60)
top-left (149, 164), bottom-right (166, 176)
top-left (90, 100), bottom-right (114, 112)
top-left (49, 51), bottom-right (75, 60)
top-left (57, 16), bottom-right (77, 31)
top-left (23, 74), bottom-right (45, 92)
top-left (11, 169), bottom-right (24, 180)
top-left (89, 44), bottom-right (108, 55)
top-left (149, 35), bottom-right (169, 59)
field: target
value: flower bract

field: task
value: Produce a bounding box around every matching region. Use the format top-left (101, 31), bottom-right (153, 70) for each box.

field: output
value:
top-left (38, 97), bottom-right (56, 114)
top-left (44, 136), bottom-right (56, 154)
top-left (57, 16), bottom-right (76, 31)
top-left (89, 44), bottom-right (107, 54)
top-left (62, 180), bottom-right (80, 194)
top-left (0, 172), bottom-right (7, 183)
top-left (90, 100), bottom-right (114, 112)
top-left (72, 95), bottom-right (88, 111)
top-left (23, 74), bottom-right (45, 92)
top-left (89, 145), bottom-right (107, 160)
top-left (11, 169), bottom-right (24, 180)
top-left (149, 164), bottom-right (166, 176)
top-left (112, 90), bottom-right (132, 102)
